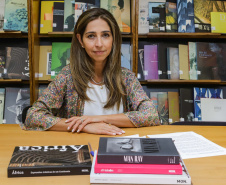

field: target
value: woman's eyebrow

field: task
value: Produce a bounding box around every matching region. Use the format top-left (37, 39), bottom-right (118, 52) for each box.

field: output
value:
top-left (84, 30), bottom-right (111, 35)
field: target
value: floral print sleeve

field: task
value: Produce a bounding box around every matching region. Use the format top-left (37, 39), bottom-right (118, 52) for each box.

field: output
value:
top-left (122, 68), bottom-right (160, 127)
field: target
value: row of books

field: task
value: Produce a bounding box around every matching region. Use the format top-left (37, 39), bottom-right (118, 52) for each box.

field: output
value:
top-left (0, 0), bottom-right (28, 32)
top-left (38, 42), bottom-right (131, 80)
top-left (0, 87), bottom-right (30, 125)
top-left (90, 137), bottom-right (192, 185)
top-left (0, 46), bottom-right (29, 80)
top-left (149, 87), bottom-right (224, 124)
top-left (39, 0), bottom-right (131, 34)
top-left (137, 41), bottom-right (226, 81)
top-left (139, 0), bottom-right (226, 34)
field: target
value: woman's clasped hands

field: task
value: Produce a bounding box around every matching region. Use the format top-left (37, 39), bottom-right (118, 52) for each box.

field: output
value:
top-left (65, 116), bottom-right (125, 136)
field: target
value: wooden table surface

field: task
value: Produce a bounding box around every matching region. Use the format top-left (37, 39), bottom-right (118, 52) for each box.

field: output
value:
top-left (0, 124), bottom-right (226, 185)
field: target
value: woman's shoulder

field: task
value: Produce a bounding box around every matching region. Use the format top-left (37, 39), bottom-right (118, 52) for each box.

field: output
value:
top-left (121, 67), bottom-right (136, 79)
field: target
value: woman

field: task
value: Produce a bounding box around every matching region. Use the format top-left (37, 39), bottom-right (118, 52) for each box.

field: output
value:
top-left (23, 8), bottom-right (160, 135)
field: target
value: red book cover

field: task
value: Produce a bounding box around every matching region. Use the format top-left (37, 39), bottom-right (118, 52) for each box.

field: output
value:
top-left (94, 155), bottom-right (182, 175)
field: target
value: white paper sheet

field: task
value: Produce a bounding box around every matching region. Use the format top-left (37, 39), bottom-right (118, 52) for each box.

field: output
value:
top-left (147, 131), bottom-right (226, 159)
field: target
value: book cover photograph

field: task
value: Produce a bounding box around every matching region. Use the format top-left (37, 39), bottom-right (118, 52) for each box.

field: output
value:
top-left (8, 145), bottom-right (92, 178)
top-left (97, 137), bottom-right (180, 164)
top-left (3, 0), bottom-right (28, 32)
top-left (177, 0), bottom-right (195, 33)
top-left (194, 0), bottom-right (226, 32)
top-left (101, 0), bottom-right (131, 33)
top-left (138, 0), bottom-right (149, 34)
top-left (4, 87), bottom-right (30, 124)
top-left (165, 0), bottom-right (177, 32)
top-left (51, 42), bottom-right (71, 79)
top-left (137, 48), bottom-right (145, 81)
top-left (0, 88), bottom-right (5, 124)
top-left (121, 43), bottom-right (131, 70)
top-left (0, 0), bottom-right (5, 31)
top-left (157, 92), bottom-right (169, 124)
top-left (0, 46), bottom-right (6, 77)
top-left (39, 45), bottom-right (52, 80)
top-left (167, 47), bottom-right (179, 80)
top-left (3, 47), bottom-right (29, 80)
top-left (64, 0), bottom-right (75, 31)
top-left (188, 42), bottom-right (197, 80)
top-left (148, 1), bottom-right (166, 32)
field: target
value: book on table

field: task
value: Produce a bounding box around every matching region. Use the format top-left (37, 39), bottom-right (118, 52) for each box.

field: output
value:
top-left (90, 151), bottom-right (192, 185)
top-left (97, 137), bottom-right (180, 164)
top-left (8, 145), bottom-right (92, 178)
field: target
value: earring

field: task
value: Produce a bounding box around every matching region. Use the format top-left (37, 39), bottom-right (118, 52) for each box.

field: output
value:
top-left (81, 45), bottom-right (84, 48)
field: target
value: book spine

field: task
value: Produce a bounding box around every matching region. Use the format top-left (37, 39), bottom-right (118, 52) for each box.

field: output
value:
top-left (8, 166), bottom-right (91, 178)
top-left (97, 155), bottom-right (180, 165)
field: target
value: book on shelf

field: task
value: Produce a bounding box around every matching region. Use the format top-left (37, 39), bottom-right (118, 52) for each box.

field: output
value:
top-left (179, 88), bottom-right (194, 122)
top-left (201, 98), bottom-right (226, 121)
top-left (137, 48), bottom-right (145, 81)
top-left (0, 88), bottom-right (5, 124)
top-left (150, 91), bottom-right (159, 109)
top-left (8, 145), bottom-right (92, 178)
top-left (90, 151), bottom-right (191, 185)
top-left (177, 0), bottom-right (195, 33)
top-left (167, 47), bottom-right (179, 80)
top-left (74, 2), bottom-right (89, 25)
top-left (157, 92), bottom-right (169, 124)
top-left (194, 0), bottom-right (226, 33)
top-left (188, 42), bottom-right (198, 80)
top-left (179, 44), bottom-right (189, 80)
top-left (211, 12), bottom-right (226, 34)
top-left (52, 2), bottom-right (64, 32)
top-left (101, 0), bottom-right (131, 33)
top-left (40, 0), bottom-right (64, 34)
top-left (94, 152), bottom-right (182, 175)
top-left (64, 0), bottom-right (75, 31)
top-left (51, 42), bottom-right (71, 79)
top-left (165, 0), bottom-right (177, 32)
top-left (97, 137), bottom-right (180, 164)
top-left (168, 91), bottom-right (180, 124)
top-left (3, 47), bottom-right (29, 80)
top-left (39, 45), bottom-right (52, 81)
top-left (121, 43), bottom-right (131, 70)
top-left (144, 44), bottom-right (159, 80)
top-left (4, 87), bottom-right (30, 124)
top-left (0, 0), bottom-right (5, 31)
top-left (148, 0), bottom-right (166, 32)
top-left (138, 0), bottom-right (149, 34)
top-left (0, 46), bottom-right (6, 78)
top-left (3, 0), bottom-right (28, 32)
top-left (193, 87), bottom-right (202, 121)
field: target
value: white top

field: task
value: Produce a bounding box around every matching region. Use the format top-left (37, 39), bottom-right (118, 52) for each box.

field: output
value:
top-left (84, 82), bottom-right (123, 116)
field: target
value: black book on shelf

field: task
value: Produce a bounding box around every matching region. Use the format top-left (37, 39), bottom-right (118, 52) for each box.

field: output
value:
top-left (0, 47), bottom-right (6, 77)
top-left (97, 137), bottom-right (180, 165)
top-left (8, 145), bottom-right (92, 178)
top-left (53, 2), bottom-right (64, 32)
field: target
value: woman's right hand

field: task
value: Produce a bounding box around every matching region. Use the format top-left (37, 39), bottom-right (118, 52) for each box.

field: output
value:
top-left (81, 122), bottom-right (125, 136)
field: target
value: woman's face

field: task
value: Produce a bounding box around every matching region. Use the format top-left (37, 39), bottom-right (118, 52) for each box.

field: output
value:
top-left (77, 18), bottom-right (113, 65)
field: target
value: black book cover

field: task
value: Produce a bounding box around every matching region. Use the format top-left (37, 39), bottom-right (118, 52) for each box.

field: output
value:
top-left (137, 48), bottom-right (145, 81)
top-left (53, 2), bottom-right (64, 32)
top-left (0, 47), bottom-right (6, 77)
top-left (97, 137), bottom-right (180, 164)
top-left (3, 47), bottom-right (29, 80)
top-left (8, 145), bottom-right (92, 178)
top-left (179, 88), bottom-right (194, 122)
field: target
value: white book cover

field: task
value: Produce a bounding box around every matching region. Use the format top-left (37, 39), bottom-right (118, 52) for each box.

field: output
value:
top-left (138, 0), bottom-right (149, 34)
top-left (90, 151), bottom-right (191, 185)
top-left (201, 98), bottom-right (226, 121)
top-left (0, 88), bottom-right (5, 124)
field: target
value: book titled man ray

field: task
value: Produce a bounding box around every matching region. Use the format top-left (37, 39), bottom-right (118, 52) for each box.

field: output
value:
top-left (97, 137), bottom-right (180, 164)
top-left (3, 0), bottom-right (28, 32)
top-left (3, 47), bottom-right (29, 80)
top-left (8, 145), bottom-right (92, 178)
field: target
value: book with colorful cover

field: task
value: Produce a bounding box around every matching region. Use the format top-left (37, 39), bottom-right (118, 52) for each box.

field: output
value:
top-left (39, 45), bottom-right (52, 81)
top-left (211, 12), bottom-right (226, 34)
top-left (194, 0), bottom-right (226, 32)
top-left (64, 0), bottom-right (75, 31)
top-left (144, 44), bottom-right (159, 80)
top-left (98, 137), bottom-right (180, 165)
top-left (0, 0), bottom-right (5, 31)
top-left (121, 43), bottom-right (131, 70)
top-left (193, 87), bottom-right (202, 121)
top-left (3, 47), bottom-right (29, 80)
top-left (0, 88), bottom-right (5, 124)
top-left (157, 92), bottom-right (169, 124)
top-left (91, 151), bottom-right (191, 185)
top-left (148, 0), bottom-right (166, 32)
top-left (101, 0), bottom-right (131, 33)
top-left (137, 48), bottom-right (145, 81)
top-left (150, 91), bottom-right (159, 109)
top-left (52, 2), bottom-right (64, 31)
top-left (8, 145), bottom-right (92, 178)
top-left (138, 0), bottom-right (149, 34)
top-left (188, 42), bottom-right (197, 80)
top-left (177, 0), bottom-right (195, 33)
top-left (4, 87), bottom-right (30, 124)
top-left (94, 152), bottom-right (182, 175)
top-left (167, 47), bottom-right (179, 80)
top-left (3, 0), bottom-right (28, 32)
top-left (51, 42), bottom-right (71, 79)
top-left (165, 0), bottom-right (177, 32)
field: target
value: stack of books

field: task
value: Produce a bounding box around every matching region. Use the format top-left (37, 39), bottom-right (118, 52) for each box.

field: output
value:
top-left (90, 137), bottom-right (192, 185)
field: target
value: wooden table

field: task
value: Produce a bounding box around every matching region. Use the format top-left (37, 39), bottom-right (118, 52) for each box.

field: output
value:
top-left (0, 124), bottom-right (226, 185)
